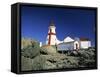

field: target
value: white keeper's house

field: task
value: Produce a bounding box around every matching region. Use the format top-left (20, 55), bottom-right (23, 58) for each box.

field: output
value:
top-left (46, 21), bottom-right (91, 50)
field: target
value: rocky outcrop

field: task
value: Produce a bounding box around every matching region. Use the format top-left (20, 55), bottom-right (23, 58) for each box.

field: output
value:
top-left (21, 38), bottom-right (96, 71)
top-left (21, 54), bottom-right (79, 71)
top-left (42, 54), bottom-right (79, 69)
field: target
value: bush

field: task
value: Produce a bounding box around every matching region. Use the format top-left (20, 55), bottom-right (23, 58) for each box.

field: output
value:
top-left (22, 40), bottom-right (40, 58)
top-left (32, 55), bottom-right (46, 70)
top-left (21, 38), bottom-right (33, 49)
top-left (21, 56), bottom-right (33, 71)
top-left (21, 55), bottom-right (46, 71)
top-left (77, 48), bottom-right (96, 67)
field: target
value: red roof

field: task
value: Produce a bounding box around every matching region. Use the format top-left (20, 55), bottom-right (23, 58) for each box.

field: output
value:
top-left (80, 38), bottom-right (90, 41)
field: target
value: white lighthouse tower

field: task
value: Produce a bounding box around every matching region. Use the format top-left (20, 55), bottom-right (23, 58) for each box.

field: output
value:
top-left (46, 21), bottom-right (57, 45)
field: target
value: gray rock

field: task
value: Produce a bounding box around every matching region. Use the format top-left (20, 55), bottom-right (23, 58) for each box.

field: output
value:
top-left (40, 45), bottom-right (57, 55)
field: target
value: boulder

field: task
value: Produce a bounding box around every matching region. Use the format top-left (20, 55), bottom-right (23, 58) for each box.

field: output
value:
top-left (40, 45), bottom-right (57, 55)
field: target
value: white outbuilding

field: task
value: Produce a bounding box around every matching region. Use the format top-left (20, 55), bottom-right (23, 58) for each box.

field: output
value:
top-left (57, 37), bottom-right (75, 51)
top-left (57, 37), bottom-right (91, 51)
top-left (79, 38), bottom-right (91, 49)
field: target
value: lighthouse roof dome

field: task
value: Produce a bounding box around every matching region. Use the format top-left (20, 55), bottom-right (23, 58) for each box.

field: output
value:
top-left (49, 25), bottom-right (56, 28)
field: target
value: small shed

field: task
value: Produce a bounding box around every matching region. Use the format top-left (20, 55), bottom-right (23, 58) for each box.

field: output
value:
top-left (80, 38), bottom-right (91, 49)
top-left (57, 37), bottom-right (74, 53)
top-left (57, 42), bottom-right (74, 51)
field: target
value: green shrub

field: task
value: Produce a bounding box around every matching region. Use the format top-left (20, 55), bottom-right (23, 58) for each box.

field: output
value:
top-left (32, 55), bottom-right (46, 70)
top-left (21, 38), bottom-right (33, 49)
top-left (21, 55), bottom-right (46, 71)
top-left (21, 56), bottom-right (33, 71)
top-left (22, 41), bottom-right (40, 59)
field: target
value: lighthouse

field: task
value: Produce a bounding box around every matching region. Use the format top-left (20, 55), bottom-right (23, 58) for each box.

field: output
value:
top-left (46, 21), bottom-right (57, 45)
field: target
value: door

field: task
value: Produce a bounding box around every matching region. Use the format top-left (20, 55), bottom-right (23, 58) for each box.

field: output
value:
top-left (75, 43), bottom-right (78, 49)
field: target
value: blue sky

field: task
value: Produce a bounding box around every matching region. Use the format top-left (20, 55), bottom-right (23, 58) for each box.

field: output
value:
top-left (21, 6), bottom-right (96, 46)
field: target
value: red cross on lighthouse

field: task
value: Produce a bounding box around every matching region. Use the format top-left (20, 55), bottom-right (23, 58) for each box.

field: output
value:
top-left (48, 29), bottom-right (56, 45)
top-left (47, 20), bottom-right (56, 45)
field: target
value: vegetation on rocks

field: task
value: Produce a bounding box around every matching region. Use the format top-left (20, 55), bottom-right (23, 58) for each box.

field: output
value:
top-left (21, 38), bottom-right (96, 71)
top-left (21, 38), bottom-right (40, 59)
top-left (21, 56), bottom-right (33, 71)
